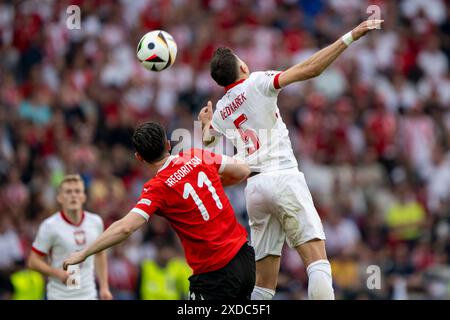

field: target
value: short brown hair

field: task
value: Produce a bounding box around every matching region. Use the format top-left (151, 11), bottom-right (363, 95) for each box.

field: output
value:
top-left (210, 47), bottom-right (239, 87)
top-left (132, 122), bottom-right (167, 163)
top-left (58, 174), bottom-right (85, 193)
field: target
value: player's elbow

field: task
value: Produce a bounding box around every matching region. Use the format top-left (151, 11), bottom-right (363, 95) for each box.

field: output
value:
top-left (112, 220), bottom-right (134, 238)
top-left (27, 255), bottom-right (37, 270)
top-left (26, 257), bottom-right (33, 270)
top-left (304, 64), bottom-right (322, 78)
top-left (220, 163), bottom-right (250, 186)
top-left (232, 164), bottom-right (251, 184)
top-left (239, 165), bottom-right (251, 181)
top-left (120, 225), bottom-right (134, 237)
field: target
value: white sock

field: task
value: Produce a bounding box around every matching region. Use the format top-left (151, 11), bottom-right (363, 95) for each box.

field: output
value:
top-left (251, 286), bottom-right (275, 300)
top-left (306, 259), bottom-right (335, 300)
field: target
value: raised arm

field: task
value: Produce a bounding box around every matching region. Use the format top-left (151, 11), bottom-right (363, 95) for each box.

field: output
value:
top-left (198, 101), bottom-right (218, 147)
top-left (63, 212), bottom-right (146, 270)
top-left (278, 19), bottom-right (383, 87)
top-left (220, 157), bottom-right (250, 186)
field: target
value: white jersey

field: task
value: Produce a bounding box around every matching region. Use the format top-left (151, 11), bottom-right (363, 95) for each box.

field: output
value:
top-left (32, 211), bottom-right (104, 300)
top-left (211, 71), bottom-right (298, 172)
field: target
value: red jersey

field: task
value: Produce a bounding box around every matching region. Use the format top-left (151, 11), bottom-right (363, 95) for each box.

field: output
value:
top-left (131, 148), bottom-right (248, 275)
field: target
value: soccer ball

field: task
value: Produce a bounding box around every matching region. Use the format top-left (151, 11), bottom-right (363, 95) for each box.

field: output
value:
top-left (136, 30), bottom-right (177, 72)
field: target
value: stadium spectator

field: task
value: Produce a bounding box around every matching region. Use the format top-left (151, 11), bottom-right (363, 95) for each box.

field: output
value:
top-left (107, 244), bottom-right (138, 300)
top-left (137, 245), bottom-right (190, 300)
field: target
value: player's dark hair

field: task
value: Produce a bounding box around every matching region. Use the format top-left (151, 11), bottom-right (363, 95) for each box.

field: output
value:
top-left (210, 47), bottom-right (239, 87)
top-left (132, 122), bottom-right (168, 163)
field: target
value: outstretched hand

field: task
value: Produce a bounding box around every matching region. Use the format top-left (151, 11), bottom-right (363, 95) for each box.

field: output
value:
top-left (198, 100), bottom-right (213, 125)
top-left (63, 251), bottom-right (87, 270)
top-left (351, 19), bottom-right (384, 41)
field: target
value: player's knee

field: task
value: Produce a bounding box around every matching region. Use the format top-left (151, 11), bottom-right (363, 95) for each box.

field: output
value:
top-left (306, 259), bottom-right (335, 300)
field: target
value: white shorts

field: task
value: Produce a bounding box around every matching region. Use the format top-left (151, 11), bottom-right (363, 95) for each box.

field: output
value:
top-left (245, 167), bottom-right (326, 261)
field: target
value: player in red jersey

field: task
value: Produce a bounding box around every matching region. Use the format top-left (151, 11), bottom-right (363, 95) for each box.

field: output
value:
top-left (63, 121), bottom-right (254, 300)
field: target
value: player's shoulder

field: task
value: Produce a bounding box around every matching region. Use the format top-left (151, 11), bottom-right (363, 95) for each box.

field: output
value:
top-left (249, 71), bottom-right (266, 80)
top-left (142, 178), bottom-right (162, 193)
top-left (179, 147), bottom-right (203, 159)
top-left (142, 169), bottom-right (170, 193)
top-left (250, 71), bottom-right (265, 78)
top-left (84, 211), bottom-right (103, 224)
top-left (250, 70), bottom-right (279, 81)
top-left (178, 148), bottom-right (220, 169)
top-left (41, 212), bottom-right (62, 225)
top-left (37, 212), bottom-right (62, 231)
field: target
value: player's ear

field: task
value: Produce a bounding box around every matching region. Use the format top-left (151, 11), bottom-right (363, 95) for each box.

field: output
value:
top-left (240, 64), bottom-right (248, 75)
top-left (238, 58), bottom-right (249, 76)
top-left (56, 192), bottom-right (63, 206)
top-left (166, 140), bottom-right (171, 152)
top-left (135, 152), bottom-right (144, 162)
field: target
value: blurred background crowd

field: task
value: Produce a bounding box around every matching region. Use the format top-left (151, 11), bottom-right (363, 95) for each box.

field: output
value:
top-left (1, 0), bottom-right (450, 300)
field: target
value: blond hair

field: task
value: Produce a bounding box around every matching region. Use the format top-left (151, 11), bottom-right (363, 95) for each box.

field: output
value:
top-left (57, 174), bottom-right (85, 193)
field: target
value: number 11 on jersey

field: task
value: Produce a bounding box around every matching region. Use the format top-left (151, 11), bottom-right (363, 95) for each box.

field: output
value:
top-left (183, 171), bottom-right (223, 221)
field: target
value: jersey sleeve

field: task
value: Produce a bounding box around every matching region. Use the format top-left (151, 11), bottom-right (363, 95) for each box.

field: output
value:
top-left (250, 71), bottom-right (283, 97)
top-left (32, 221), bottom-right (53, 256)
top-left (202, 149), bottom-right (229, 174)
top-left (131, 186), bottom-right (164, 221)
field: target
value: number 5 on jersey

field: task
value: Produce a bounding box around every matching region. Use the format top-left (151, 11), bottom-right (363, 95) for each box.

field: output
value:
top-left (183, 171), bottom-right (223, 221)
top-left (233, 113), bottom-right (260, 155)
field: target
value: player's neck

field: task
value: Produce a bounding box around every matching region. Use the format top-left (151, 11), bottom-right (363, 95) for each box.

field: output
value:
top-left (235, 75), bottom-right (248, 84)
top-left (148, 153), bottom-right (171, 177)
top-left (62, 208), bottom-right (84, 225)
top-left (225, 75), bottom-right (248, 92)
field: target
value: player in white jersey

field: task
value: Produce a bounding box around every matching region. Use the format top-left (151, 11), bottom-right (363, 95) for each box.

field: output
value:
top-left (27, 174), bottom-right (112, 300)
top-left (199, 19), bottom-right (383, 300)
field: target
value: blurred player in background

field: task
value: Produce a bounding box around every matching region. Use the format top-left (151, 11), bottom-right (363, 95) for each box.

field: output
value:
top-left (199, 19), bottom-right (384, 300)
top-left (63, 122), bottom-right (255, 300)
top-left (27, 174), bottom-right (112, 300)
